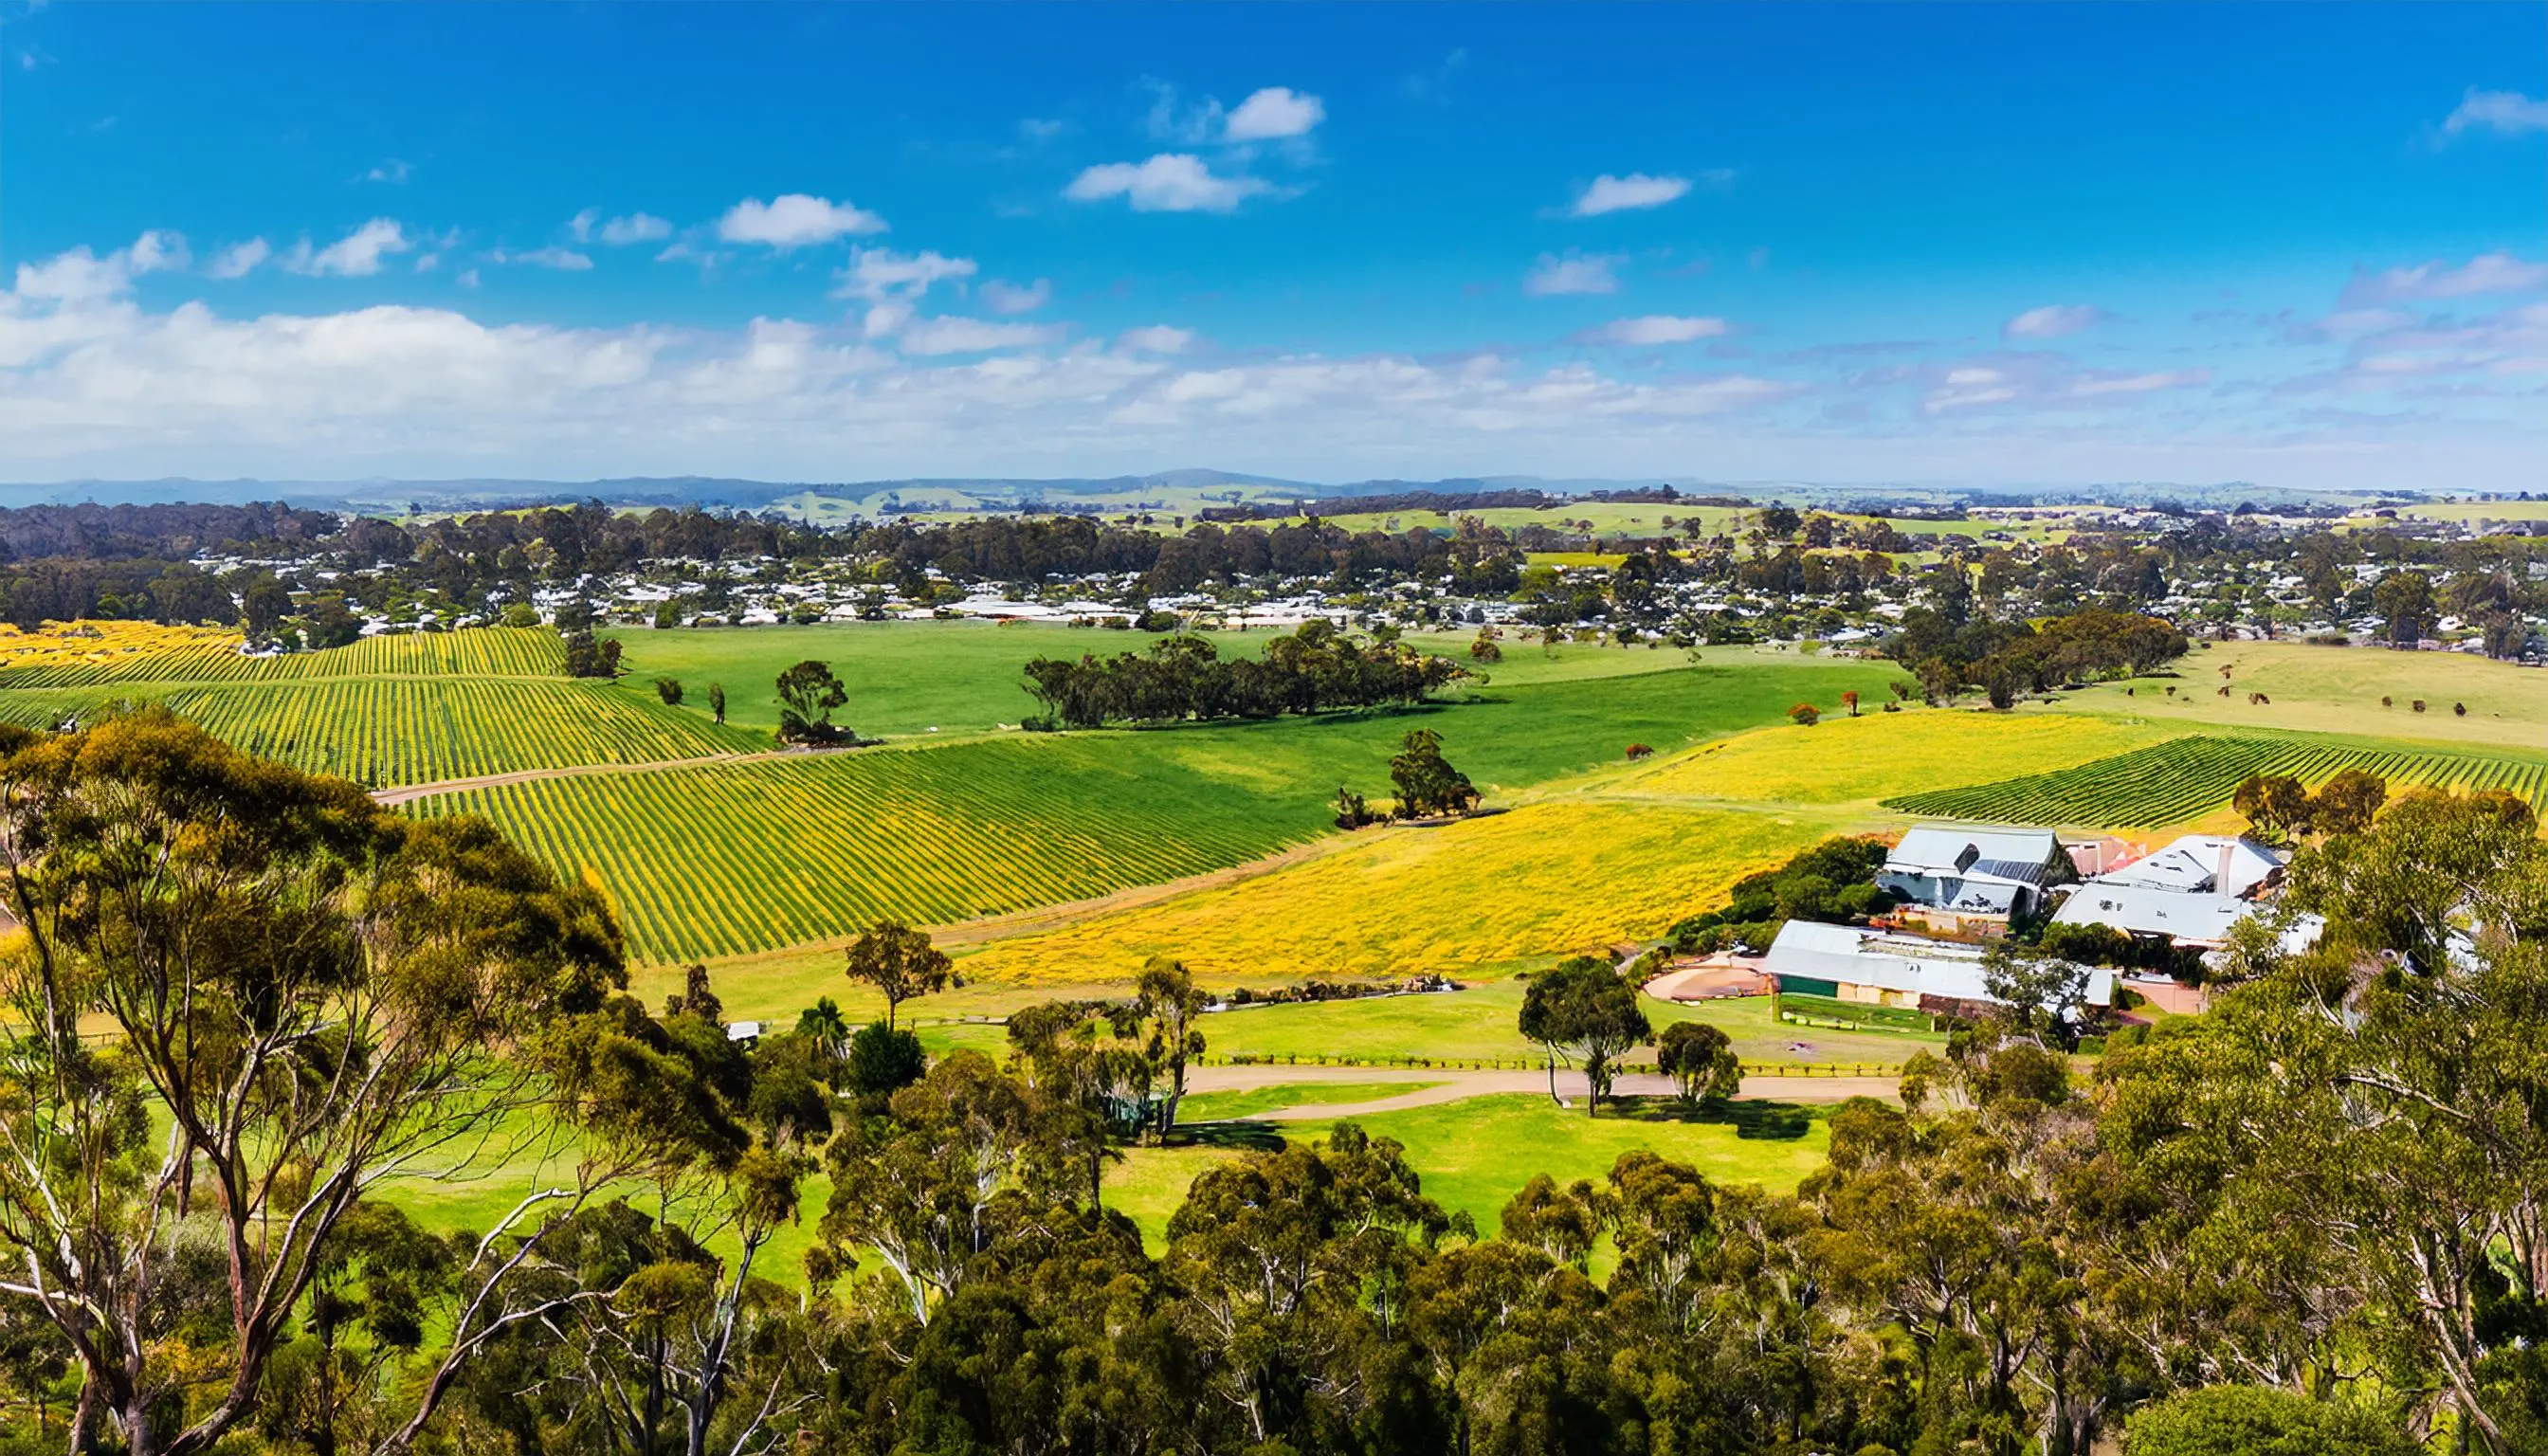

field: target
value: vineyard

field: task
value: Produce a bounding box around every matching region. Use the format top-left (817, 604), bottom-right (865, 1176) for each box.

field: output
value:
top-left (0, 624), bottom-right (566, 687)
top-left (409, 735), bottom-right (1340, 963)
top-left (0, 625), bottom-right (754, 785)
top-left (1884, 733), bottom-right (2548, 827)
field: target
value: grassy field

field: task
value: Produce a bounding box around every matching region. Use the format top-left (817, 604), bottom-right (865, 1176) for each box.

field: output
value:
top-left (1104, 1094), bottom-right (1838, 1249)
top-left (1887, 730), bottom-right (2548, 828)
top-left (1617, 707), bottom-right (2188, 809)
top-left (1203, 984), bottom-right (1942, 1070)
top-left (597, 619), bottom-right (1868, 738)
top-left (1176, 1081), bottom-right (1445, 1121)
top-left (2041, 640), bottom-right (2548, 753)
top-left (412, 656), bottom-right (1900, 964)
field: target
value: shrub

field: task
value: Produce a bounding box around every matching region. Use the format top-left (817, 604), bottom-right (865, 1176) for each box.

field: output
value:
top-left (845, 1023), bottom-right (927, 1100)
top-left (2454, 701), bottom-right (2467, 716)
top-left (1625, 743), bottom-right (1653, 761)
top-left (2120, 1385), bottom-right (2417, 1456)
top-left (654, 676), bottom-right (683, 706)
top-left (2412, 700), bottom-right (2428, 713)
top-left (1789, 702), bottom-right (1821, 726)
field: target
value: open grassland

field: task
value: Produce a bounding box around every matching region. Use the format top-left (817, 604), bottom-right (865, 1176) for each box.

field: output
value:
top-left (411, 658), bottom-right (1898, 964)
top-left (2042, 640), bottom-right (2548, 753)
top-left (2399, 500), bottom-right (2548, 523)
top-left (1617, 708), bottom-right (2187, 808)
top-left (1888, 731), bottom-right (2548, 828)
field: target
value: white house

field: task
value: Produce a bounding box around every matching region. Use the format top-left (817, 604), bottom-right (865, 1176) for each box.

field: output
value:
top-left (2050, 833), bottom-right (2321, 953)
top-left (1764, 919), bottom-right (2116, 1012)
top-left (1877, 825), bottom-right (2067, 921)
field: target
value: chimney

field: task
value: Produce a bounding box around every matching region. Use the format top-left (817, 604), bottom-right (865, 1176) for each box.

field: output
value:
top-left (2216, 840), bottom-right (2236, 897)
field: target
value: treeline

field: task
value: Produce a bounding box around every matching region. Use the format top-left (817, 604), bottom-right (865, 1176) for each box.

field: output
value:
top-left (1023, 622), bottom-right (1468, 729)
top-left (1886, 606), bottom-right (2190, 706)
top-left (0, 500), bottom-right (338, 562)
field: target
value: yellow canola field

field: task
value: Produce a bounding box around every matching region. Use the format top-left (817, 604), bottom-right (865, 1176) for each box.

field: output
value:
top-left (0, 621), bottom-right (243, 674)
top-left (963, 799), bottom-right (1834, 985)
top-left (1616, 709), bottom-right (2186, 808)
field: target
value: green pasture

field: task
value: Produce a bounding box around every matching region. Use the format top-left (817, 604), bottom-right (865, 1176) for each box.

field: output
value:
top-left (1176, 1081), bottom-right (1444, 1122)
top-left (2038, 639), bottom-right (2548, 754)
top-left (1206, 984), bottom-right (1943, 1072)
top-left (1106, 1093), bottom-right (1838, 1250)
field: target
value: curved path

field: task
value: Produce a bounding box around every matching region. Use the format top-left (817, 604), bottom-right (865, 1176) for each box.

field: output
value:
top-left (1184, 1064), bottom-right (1899, 1120)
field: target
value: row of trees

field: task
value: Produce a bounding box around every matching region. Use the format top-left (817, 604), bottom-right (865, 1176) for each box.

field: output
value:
top-left (1888, 607), bottom-right (2193, 707)
top-left (1023, 622), bottom-right (1468, 729)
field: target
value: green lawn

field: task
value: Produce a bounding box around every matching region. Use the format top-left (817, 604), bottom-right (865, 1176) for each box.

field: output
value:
top-left (1206, 984), bottom-right (1942, 1071)
top-left (1176, 1081), bottom-right (1444, 1122)
top-left (1105, 1093), bottom-right (1838, 1250)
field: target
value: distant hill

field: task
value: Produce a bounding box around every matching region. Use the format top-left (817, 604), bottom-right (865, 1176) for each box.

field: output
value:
top-left (0, 471), bottom-right (2394, 516)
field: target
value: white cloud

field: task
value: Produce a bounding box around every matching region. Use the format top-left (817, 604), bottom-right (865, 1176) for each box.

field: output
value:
top-left (833, 247), bottom-right (977, 302)
top-left (1117, 325), bottom-right (1196, 355)
top-left (2070, 368), bottom-right (2211, 397)
top-left (1569, 173), bottom-right (1694, 217)
top-left (2444, 87), bottom-right (2548, 137)
top-left (282, 219), bottom-right (413, 278)
top-left (11, 231), bottom-right (187, 303)
top-left (1018, 117), bottom-right (1066, 143)
top-left (1223, 86), bottom-right (1324, 141)
top-left (2002, 304), bottom-right (2109, 340)
top-left (1523, 252), bottom-right (1624, 297)
top-left (209, 238), bottom-right (273, 280)
top-left (2341, 251), bottom-right (2548, 305)
top-left (1577, 315), bottom-right (1730, 345)
top-left (414, 254), bottom-right (440, 274)
top-left (360, 159), bottom-right (411, 185)
top-left (895, 316), bottom-right (1068, 355)
top-left (455, 268), bottom-right (481, 289)
top-left (981, 278), bottom-right (1051, 314)
top-left (573, 209), bottom-right (672, 246)
top-left (1065, 155), bottom-right (1270, 212)
top-left (491, 246), bottom-right (594, 272)
top-left (716, 194), bottom-right (887, 248)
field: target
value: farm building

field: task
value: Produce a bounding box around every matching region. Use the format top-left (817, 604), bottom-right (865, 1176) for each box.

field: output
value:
top-left (1876, 824), bottom-right (2067, 929)
top-left (1763, 919), bottom-right (2116, 1015)
top-left (2050, 833), bottom-right (2322, 953)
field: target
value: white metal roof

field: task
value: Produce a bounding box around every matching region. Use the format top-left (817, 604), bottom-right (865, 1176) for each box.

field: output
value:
top-left (2101, 835), bottom-right (2284, 898)
top-left (1885, 825), bottom-right (2063, 883)
top-left (1765, 919), bottom-right (2115, 1008)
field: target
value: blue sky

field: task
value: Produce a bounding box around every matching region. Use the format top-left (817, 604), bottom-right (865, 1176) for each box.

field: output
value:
top-left (4, 3), bottom-right (2542, 489)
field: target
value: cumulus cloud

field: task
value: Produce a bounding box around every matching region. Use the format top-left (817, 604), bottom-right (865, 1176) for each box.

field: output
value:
top-left (1065, 155), bottom-right (1270, 212)
top-left (897, 316), bottom-right (1069, 355)
top-left (1569, 173), bottom-right (1693, 217)
top-left (1222, 86), bottom-right (1324, 141)
top-left (717, 194), bottom-right (886, 248)
top-left (572, 209), bottom-right (674, 246)
top-left (1575, 315), bottom-right (1730, 345)
top-left (2444, 87), bottom-right (2548, 137)
top-left (981, 278), bottom-right (1051, 314)
top-left (2002, 304), bottom-right (2109, 340)
top-left (2341, 251), bottom-right (2548, 305)
top-left (281, 219), bottom-right (413, 278)
top-left (833, 247), bottom-right (978, 303)
top-left (209, 239), bottom-right (273, 280)
top-left (11, 231), bottom-right (187, 303)
top-left (1523, 252), bottom-right (1624, 297)
top-left (1117, 325), bottom-right (1196, 355)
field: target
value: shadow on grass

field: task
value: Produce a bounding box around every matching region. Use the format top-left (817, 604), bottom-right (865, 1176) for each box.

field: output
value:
top-left (1599, 1095), bottom-right (1824, 1141)
top-left (1171, 1121), bottom-right (1289, 1152)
